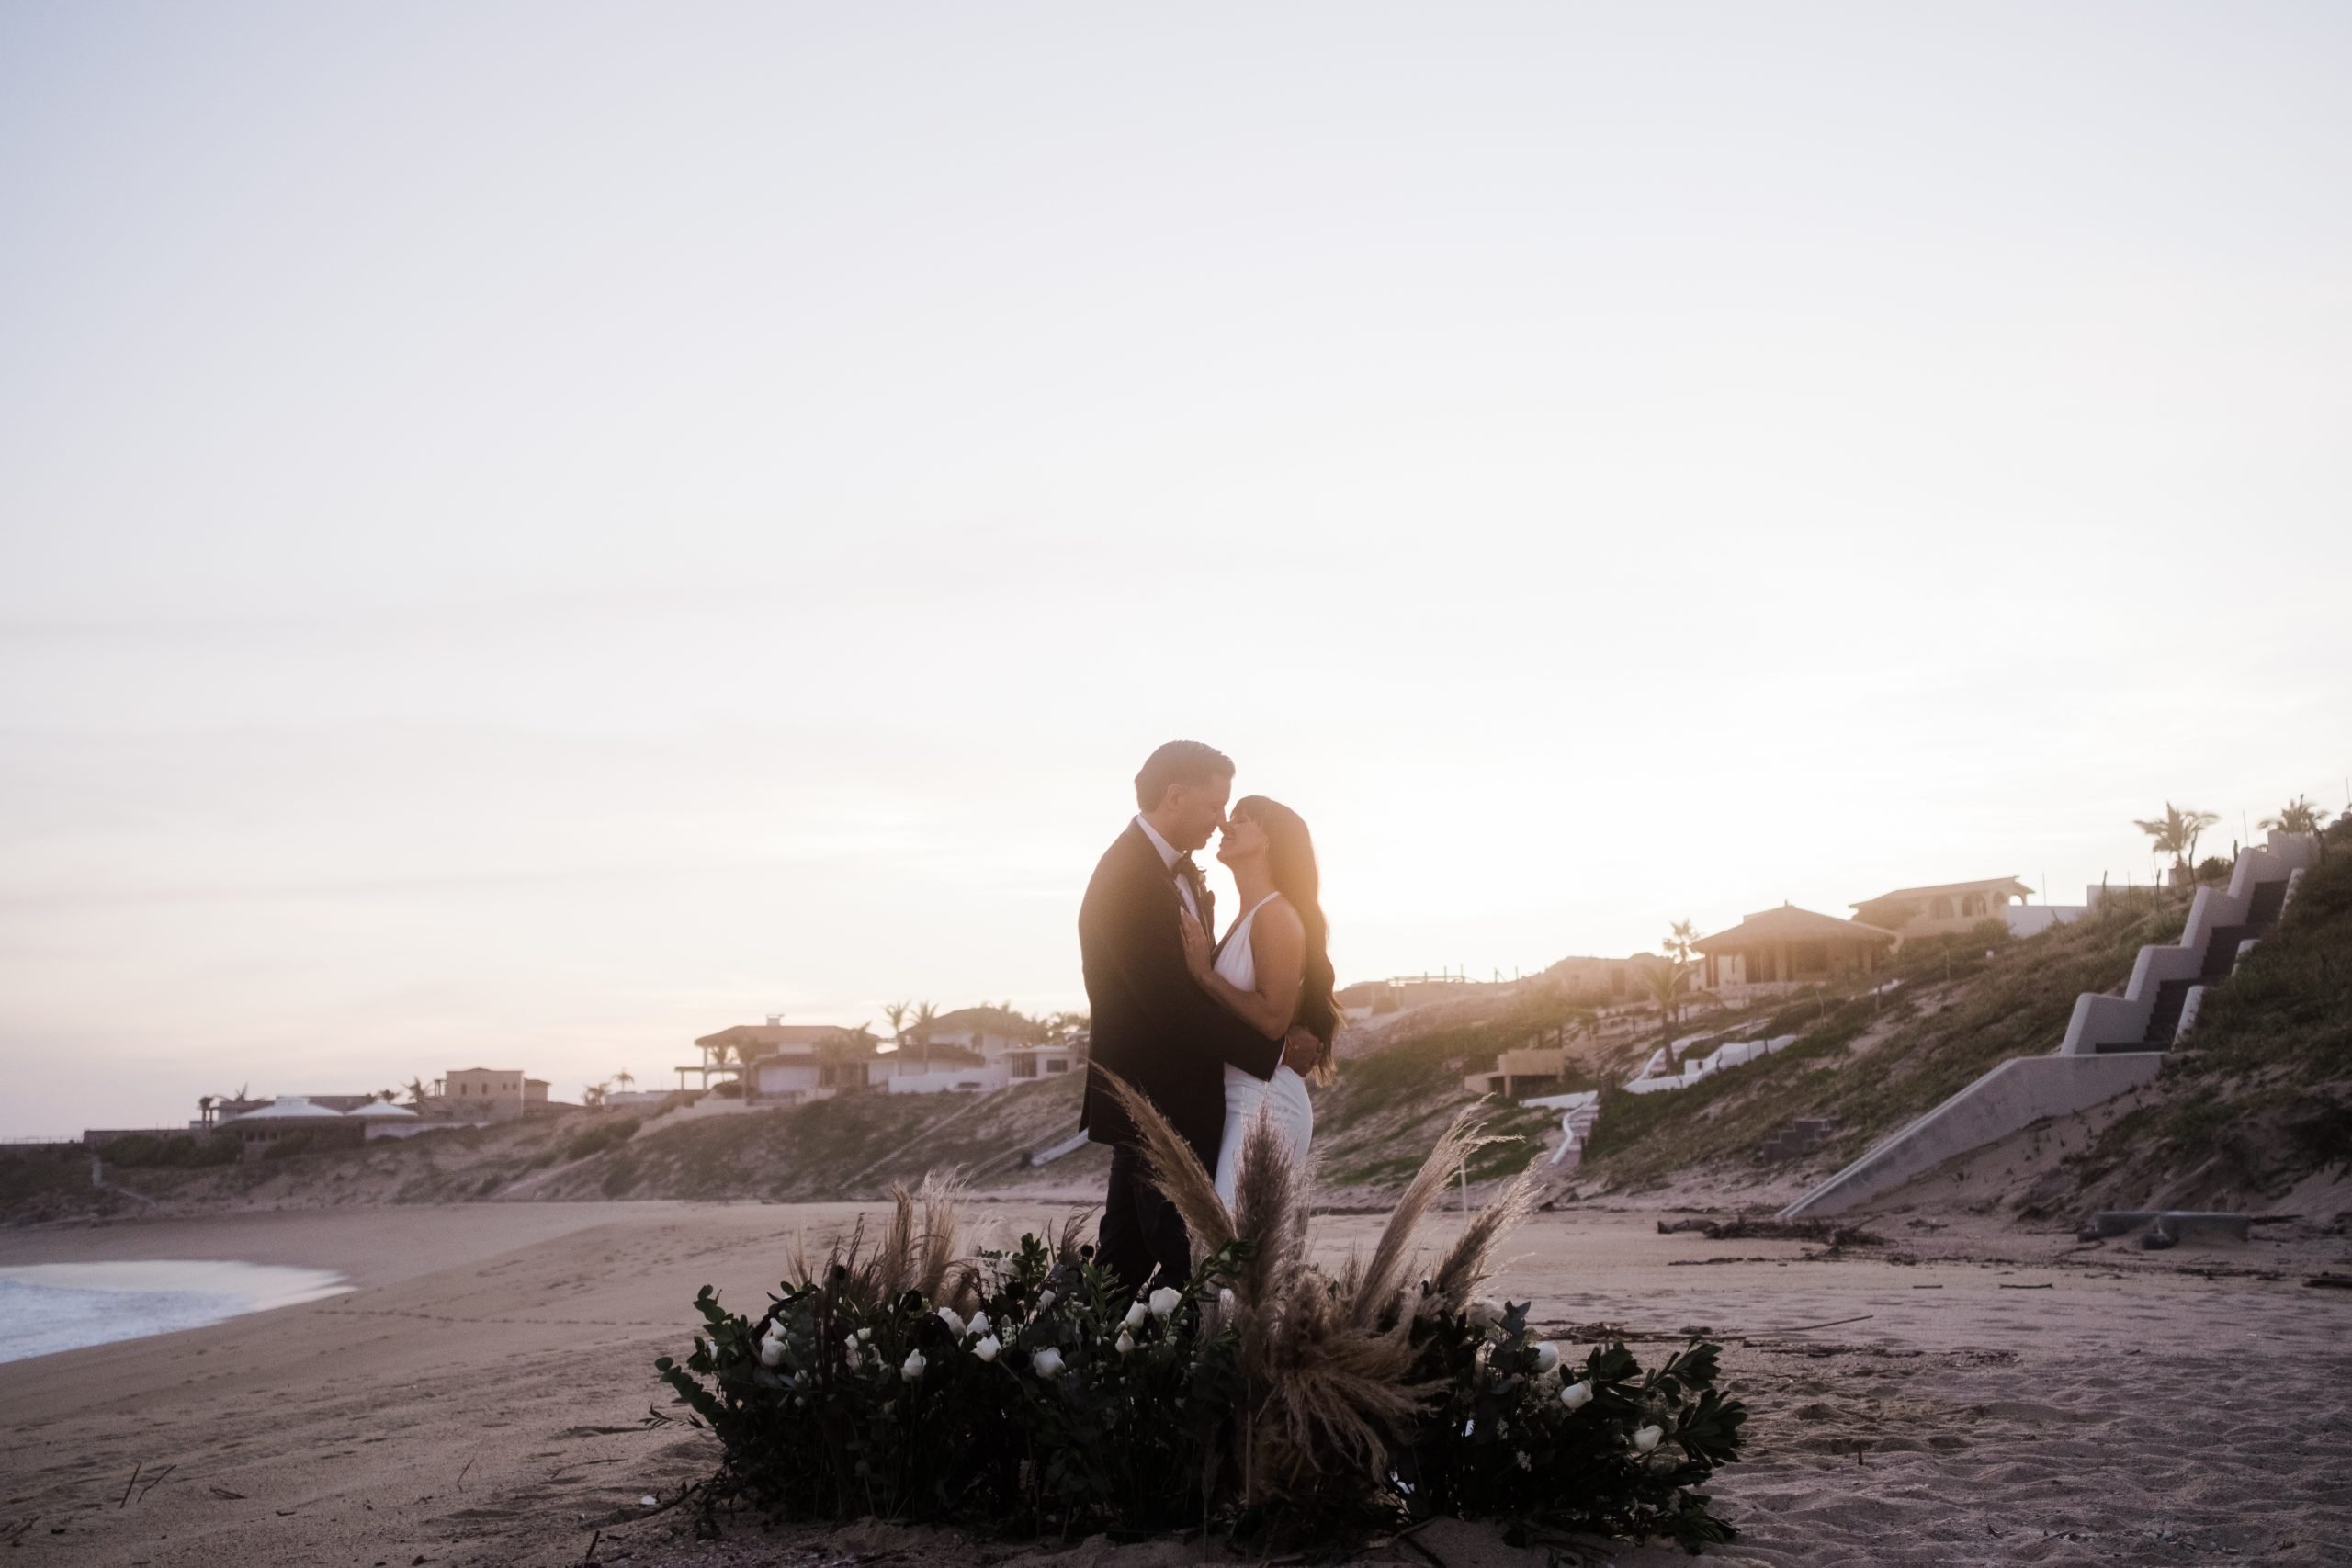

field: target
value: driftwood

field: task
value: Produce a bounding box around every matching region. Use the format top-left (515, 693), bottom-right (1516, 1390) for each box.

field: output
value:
top-left (1657, 1215), bottom-right (1886, 1247)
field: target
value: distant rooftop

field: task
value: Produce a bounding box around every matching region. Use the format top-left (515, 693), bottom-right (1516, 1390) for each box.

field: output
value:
top-left (229, 1097), bottom-right (347, 1122)
top-left (1854, 876), bottom-right (2033, 906)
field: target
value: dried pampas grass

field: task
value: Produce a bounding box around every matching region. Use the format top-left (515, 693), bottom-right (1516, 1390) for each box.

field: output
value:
top-left (1094, 1070), bottom-right (1235, 1261)
top-left (786, 1172), bottom-right (981, 1314)
top-left (1106, 1074), bottom-right (1536, 1506)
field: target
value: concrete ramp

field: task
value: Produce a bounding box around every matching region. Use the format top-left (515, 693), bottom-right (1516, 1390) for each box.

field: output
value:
top-left (1780, 1052), bottom-right (2164, 1219)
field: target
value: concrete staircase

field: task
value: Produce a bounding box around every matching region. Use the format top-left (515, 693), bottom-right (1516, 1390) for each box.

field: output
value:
top-left (1758, 1117), bottom-right (1840, 1162)
top-left (1781, 831), bottom-right (2316, 1219)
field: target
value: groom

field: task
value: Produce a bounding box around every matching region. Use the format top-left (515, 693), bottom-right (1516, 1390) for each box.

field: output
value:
top-left (1078, 739), bottom-right (1322, 1293)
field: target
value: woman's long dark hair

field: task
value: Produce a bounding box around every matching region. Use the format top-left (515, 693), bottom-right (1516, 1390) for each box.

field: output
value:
top-left (1233, 795), bottom-right (1338, 1083)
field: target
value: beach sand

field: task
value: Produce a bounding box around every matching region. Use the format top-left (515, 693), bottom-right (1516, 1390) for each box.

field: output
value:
top-left (3, 1201), bottom-right (2347, 1567)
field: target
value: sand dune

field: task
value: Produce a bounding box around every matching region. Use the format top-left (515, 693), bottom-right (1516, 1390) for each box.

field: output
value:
top-left (2, 1201), bottom-right (2347, 1566)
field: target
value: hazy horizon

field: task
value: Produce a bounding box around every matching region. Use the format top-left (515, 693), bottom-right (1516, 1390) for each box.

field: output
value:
top-left (5, 2), bottom-right (2349, 1136)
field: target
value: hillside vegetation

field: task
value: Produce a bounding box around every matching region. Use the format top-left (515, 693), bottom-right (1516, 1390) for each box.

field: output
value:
top-left (2054, 827), bottom-right (2352, 1211)
top-left (1572, 895), bottom-right (2186, 1188)
top-left (14, 855), bottom-right (2337, 1227)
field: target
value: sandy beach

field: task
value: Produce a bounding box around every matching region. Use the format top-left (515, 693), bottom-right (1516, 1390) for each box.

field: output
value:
top-left (2, 1200), bottom-right (2347, 1568)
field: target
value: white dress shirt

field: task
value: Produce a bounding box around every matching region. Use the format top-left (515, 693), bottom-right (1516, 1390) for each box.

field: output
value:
top-left (1134, 814), bottom-right (1200, 921)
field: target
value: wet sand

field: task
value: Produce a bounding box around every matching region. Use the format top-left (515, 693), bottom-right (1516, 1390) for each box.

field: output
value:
top-left (2, 1201), bottom-right (2347, 1567)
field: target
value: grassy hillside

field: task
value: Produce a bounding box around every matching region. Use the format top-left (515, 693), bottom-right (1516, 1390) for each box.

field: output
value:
top-left (17, 865), bottom-right (2314, 1228)
top-left (2054, 828), bottom-right (2352, 1211)
top-left (1571, 894), bottom-right (2186, 1188)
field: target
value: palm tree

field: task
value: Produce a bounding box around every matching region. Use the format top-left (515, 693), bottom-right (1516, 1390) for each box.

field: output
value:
top-left (402, 1076), bottom-right (428, 1108)
top-left (2261, 795), bottom-right (2329, 860)
top-left (1663, 919), bottom-right (1698, 965)
top-left (911, 1000), bottom-right (938, 1074)
top-left (2133, 802), bottom-right (2221, 887)
top-left (1639, 959), bottom-right (1702, 1034)
top-left (198, 1093), bottom-right (215, 1129)
top-left (883, 999), bottom-right (911, 1055)
top-left (582, 1081), bottom-right (609, 1109)
top-left (614, 1068), bottom-right (636, 1093)
top-left (378, 1088), bottom-right (397, 1103)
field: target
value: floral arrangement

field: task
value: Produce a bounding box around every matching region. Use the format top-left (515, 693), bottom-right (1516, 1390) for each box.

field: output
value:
top-left (658, 1084), bottom-right (1747, 1552)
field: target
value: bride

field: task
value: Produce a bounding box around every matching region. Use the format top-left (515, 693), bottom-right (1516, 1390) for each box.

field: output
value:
top-left (1177, 795), bottom-right (1338, 1205)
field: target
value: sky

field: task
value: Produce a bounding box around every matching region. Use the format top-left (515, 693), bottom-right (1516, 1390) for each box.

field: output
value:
top-left (3, 2), bottom-right (2347, 1137)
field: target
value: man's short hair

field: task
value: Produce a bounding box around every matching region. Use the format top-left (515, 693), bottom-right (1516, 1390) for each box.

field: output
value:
top-left (1135, 740), bottom-right (1234, 810)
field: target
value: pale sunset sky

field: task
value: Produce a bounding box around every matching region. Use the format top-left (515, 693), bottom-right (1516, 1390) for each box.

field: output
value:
top-left (3, 3), bottom-right (2347, 1135)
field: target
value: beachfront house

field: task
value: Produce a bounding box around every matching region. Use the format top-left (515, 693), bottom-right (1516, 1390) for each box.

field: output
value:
top-left (910, 1006), bottom-right (1044, 1063)
top-left (1001, 1040), bottom-right (1085, 1081)
top-left (1692, 904), bottom-right (1900, 994)
top-left (346, 1100), bottom-right (426, 1140)
top-left (688, 1019), bottom-right (840, 1091)
top-left (1849, 877), bottom-right (2035, 939)
top-left (1462, 1045), bottom-right (1579, 1099)
top-left (744, 1030), bottom-right (881, 1105)
top-left (883, 1043), bottom-right (1009, 1096)
top-left (424, 1069), bottom-right (551, 1122)
top-left (216, 1097), bottom-right (367, 1159)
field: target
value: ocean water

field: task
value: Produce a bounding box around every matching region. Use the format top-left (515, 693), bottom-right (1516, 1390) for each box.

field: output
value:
top-left (0, 1259), bottom-right (350, 1364)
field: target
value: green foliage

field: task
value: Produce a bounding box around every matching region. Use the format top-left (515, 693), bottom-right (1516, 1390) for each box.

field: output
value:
top-left (658, 1237), bottom-right (1745, 1549)
top-left (1578, 896), bottom-right (2185, 1183)
top-left (261, 1131), bottom-right (314, 1160)
top-left (99, 1132), bottom-right (241, 1168)
top-left (1396, 1304), bottom-right (1747, 1551)
top-left (564, 1118), bottom-right (640, 1161)
top-left (660, 1235), bottom-right (1247, 1531)
top-left (2088, 836), bottom-right (2352, 1195)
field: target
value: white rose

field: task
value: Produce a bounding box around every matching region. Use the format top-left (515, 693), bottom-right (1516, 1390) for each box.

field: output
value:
top-left (967, 1311), bottom-right (990, 1339)
top-left (1148, 1286), bottom-right (1183, 1319)
top-left (757, 1337), bottom-right (785, 1368)
top-left (1560, 1380), bottom-right (1594, 1412)
top-left (1115, 1329), bottom-right (1136, 1355)
top-left (900, 1349), bottom-right (926, 1382)
top-left (1031, 1347), bottom-right (1066, 1380)
top-left (1514, 1450), bottom-right (1531, 1472)
top-left (843, 1333), bottom-right (861, 1353)
top-left (972, 1334), bottom-right (1001, 1362)
top-left (856, 1327), bottom-right (873, 1344)
top-left (1632, 1424), bottom-right (1663, 1454)
top-left (1035, 1290), bottom-right (1057, 1313)
top-left (935, 1307), bottom-right (965, 1339)
top-left (1123, 1301), bottom-right (1148, 1331)
top-left (1532, 1342), bottom-right (1559, 1374)
top-left (1467, 1299), bottom-right (1502, 1329)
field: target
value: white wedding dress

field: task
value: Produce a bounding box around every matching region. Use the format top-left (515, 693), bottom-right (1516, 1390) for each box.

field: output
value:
top-left (1211, 892), bottom-right (1316, 1207)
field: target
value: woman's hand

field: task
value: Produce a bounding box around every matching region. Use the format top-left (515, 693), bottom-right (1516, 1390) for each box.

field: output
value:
top-left (1178, 908), bottom-right (1214, 982)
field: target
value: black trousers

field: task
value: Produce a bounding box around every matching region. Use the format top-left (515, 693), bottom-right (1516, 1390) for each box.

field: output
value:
top-left (1098, 1144), bottom-right (1191, 1297)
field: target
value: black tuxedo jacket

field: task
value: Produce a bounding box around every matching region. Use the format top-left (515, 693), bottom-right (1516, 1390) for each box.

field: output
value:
top-left (1079, 821), bottom-right (1283, 1164)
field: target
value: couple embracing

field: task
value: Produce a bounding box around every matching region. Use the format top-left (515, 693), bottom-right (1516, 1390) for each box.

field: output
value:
top-left (1076, 739), bottom-right (1339, 1293)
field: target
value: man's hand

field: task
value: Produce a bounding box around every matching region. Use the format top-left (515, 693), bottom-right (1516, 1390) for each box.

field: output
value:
top-left (1281, 1026), bottom-right (1323, 1074)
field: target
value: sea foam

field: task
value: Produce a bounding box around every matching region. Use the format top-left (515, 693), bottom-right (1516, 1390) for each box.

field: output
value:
top-left (0, 1260), bottom-right (349, 1364)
